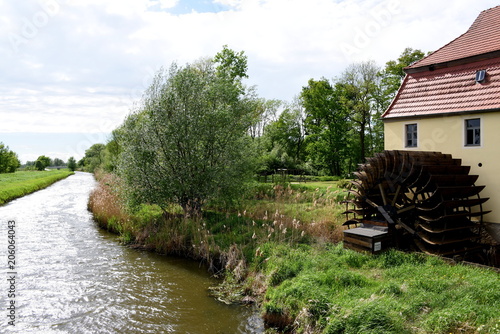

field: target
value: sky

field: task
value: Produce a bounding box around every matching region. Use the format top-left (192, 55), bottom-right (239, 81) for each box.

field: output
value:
top-left (0, 0), bottom-right (498, 163)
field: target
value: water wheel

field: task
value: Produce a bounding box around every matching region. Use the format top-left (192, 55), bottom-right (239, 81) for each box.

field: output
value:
top-left (344, 150), bottom-right (490, 258)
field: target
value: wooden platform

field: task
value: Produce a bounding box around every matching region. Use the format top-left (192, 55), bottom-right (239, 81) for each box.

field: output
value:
top-left (343, 227), bottom-right (391, 254)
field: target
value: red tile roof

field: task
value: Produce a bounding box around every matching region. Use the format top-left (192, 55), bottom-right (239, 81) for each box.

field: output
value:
top-left (383, 58), bottom-right (500, 118)
top-left (383, 6), bottom-right (500, 119)
top-left (408, 6), bottom-right (500, 69)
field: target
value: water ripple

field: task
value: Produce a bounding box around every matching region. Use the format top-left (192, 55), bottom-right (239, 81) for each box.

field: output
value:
top-left (0, 172), bottom-right (263, 334)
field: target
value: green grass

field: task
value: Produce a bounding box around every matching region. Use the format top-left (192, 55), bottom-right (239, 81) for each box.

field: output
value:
top-left (255, 243), bottom-right (500, 334)
top-left (0, 170), bottom-right (74, 204)
top-left (290, 181), bottom-right (341, 190)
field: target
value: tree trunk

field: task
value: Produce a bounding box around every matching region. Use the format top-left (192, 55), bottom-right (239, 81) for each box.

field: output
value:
top-left (180, 199), bottom-right (203, 218)
top-left (359, 121), bottom-right (366, 163)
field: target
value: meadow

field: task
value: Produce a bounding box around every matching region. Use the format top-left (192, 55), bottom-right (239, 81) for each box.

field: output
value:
top-left (88, 173), bottom-right (500, 334)
top-left (0, 170), bottom-right (74, 205)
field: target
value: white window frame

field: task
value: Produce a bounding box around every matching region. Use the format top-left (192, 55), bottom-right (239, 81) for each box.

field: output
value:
top-left (464, 117), bottom-right (482, 148)
top-left (404, 122), bottom-right (418, 148)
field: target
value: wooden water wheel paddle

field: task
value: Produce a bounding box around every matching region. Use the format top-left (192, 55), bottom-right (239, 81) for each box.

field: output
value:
top-left (343, 150), bottom-right (490, 258)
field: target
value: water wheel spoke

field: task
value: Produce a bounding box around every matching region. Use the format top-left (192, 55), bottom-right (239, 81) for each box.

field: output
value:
top-left (364, 197), bottom-right (381, 209)
top-left (378, 183), bottom-right (388, 206)
top-left (397, 205), bottom-right (415, 215)
top-left (391, 184), bottom-right (402, 206)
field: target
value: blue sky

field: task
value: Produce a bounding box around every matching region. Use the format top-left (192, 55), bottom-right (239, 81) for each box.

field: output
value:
top-left (0, 0), bottom-right (498, 163)
top-left (154, 0), bottom-right (231, 14)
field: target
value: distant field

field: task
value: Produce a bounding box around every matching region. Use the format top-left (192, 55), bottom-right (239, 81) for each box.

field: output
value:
top-left (291, 180), bottom-right (341, 190)
top-left (0, 170), bottom-right (74, 205)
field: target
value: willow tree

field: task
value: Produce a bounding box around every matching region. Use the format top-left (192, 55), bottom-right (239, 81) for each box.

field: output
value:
top-left (117, 47), bottom-right (256, 217)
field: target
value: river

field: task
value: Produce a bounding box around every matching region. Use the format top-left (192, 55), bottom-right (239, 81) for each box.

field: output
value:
top-left (0, 172), bottom-right (264, 333)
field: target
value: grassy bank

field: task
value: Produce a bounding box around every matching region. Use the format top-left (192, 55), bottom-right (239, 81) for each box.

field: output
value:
top-left (88, 173), bottom-right (500, 334)
top-left (0, 170), bottom-right (74, 205)
top-left (247, 243), bottom-right (500, 334)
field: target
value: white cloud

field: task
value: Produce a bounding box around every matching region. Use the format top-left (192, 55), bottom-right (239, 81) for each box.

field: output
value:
top-left (157, 0), bottom-right (179, 9)
top-left (0, 0), bottom-right (498, 139)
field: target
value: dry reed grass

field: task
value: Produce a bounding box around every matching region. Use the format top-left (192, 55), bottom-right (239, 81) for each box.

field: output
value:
top-left (237, 183), bottom-right (347, 244)
top-left (87, 172), bottom-right (130, 233)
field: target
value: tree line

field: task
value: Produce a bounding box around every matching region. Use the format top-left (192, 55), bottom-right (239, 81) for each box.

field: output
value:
top-left (79, 46), bottom-right (424, 217)
top-left (22, 156), bottom-right (77, 171)
top-left (0, 146), bottom-right (79, 173)
top-left (254, 47), bottom-right (424, 177)
top-left (0, 142), bottom-right (20, 173)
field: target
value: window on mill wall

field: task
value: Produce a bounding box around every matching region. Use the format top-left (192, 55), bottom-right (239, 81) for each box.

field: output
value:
top-left (405, 123), bottom-right (417, 148)
top-left (465, 118), bottom-right (480, 146)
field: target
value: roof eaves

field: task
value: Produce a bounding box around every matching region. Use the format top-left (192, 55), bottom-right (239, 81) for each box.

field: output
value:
top-left (381, 74), bottom-right (410, 119)
top-left (405, 50), bottom-right (500, 74)
top-left (382, 107), bottom-right (500, 122)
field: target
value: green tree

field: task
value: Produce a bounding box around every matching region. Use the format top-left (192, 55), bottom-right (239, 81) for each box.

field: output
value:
top-left (117, 48), bottom-right (256, 217)
top-left (0, 143), bottom-right (20, 173)
top-left (67, 157), bottom-right (77, 172)
top-left (52, 157), bottom-right (65, 167)
top-left (213, 44), bottom-right (248, 88)
top-left (99, 136), bottom-right (121, 172)
top-left (259, 98), bottom-right (306, 172)
top-left (273, 99), bottom-right (306, 164)
top-left (248, 98), bottom-right (283, 139)
top-left (82, 143), bottom-right (106, 173)
top-left (301, 79), bottom-right (348, 176)
top-left (378, 47), bottom-right (426, 110)
top-left (7, 153), bottom-right (20, 173)
top-left (249, 98), bottom-right (286, 174)
top-left (35, 155), bottom-right (51, 171)
top-left (339, 61), bottom-right (381, 164)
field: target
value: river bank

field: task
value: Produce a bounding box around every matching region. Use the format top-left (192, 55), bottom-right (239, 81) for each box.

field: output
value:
top-left (88, 172), bottom-right (500, 334)
top-left (0, 169), bottom-right (74, 205)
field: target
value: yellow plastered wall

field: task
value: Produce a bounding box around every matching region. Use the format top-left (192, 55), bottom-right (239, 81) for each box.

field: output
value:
top-left (384, 112), bottom-right (500, 224)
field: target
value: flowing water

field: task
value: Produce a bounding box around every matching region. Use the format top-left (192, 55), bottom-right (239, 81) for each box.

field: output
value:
top-left (0, 172), bottom-right (263, 333)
